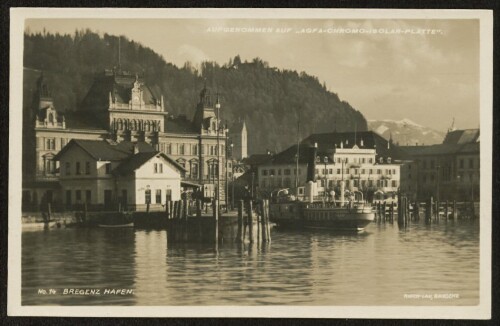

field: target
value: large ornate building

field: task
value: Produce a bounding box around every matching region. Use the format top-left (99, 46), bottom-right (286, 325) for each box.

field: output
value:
top-left (256, 131), bottom-right (408, 202)
top-left (22, 70), bottom-right (230, 209)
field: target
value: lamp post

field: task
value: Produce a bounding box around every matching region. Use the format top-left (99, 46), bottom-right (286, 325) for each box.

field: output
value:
top-left (215, 93), bottom-right (221, 210)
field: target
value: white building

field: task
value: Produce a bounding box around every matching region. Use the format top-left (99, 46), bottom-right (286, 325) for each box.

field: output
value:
top-left (54, 139), bottom-right (185, 210)
top-left (257, 131), bottom-right (405, 202)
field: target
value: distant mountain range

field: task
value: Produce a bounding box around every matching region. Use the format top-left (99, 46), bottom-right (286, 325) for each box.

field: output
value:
top-left (368, 119), bottom-right (445, 146)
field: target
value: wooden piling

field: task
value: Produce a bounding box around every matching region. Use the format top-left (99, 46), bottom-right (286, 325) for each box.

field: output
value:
top-left (382, 201), bottom-right (387, 223)
top-left (248, 200), bottom-right (254, 243)
top-left (213, 199), bottom-right (219, 244)
top-left (196, 199), bottom-right (202, 218)
top-left (182, 198), bottom-right (188, 220)
top-left (453, 200), bottom-right (457, 220)
top-left (425, 197), bottom-right (433, 223)
top-left (390, 202), bottom-right (395, 223)
top-left (237, 200), bottom-right (243, 243)
top-left (445, 200), bottom-right (449, 220)
top-left (265, 200), bottom-right (271, 242)
top-left (260, 200), bottom-right (267, 242)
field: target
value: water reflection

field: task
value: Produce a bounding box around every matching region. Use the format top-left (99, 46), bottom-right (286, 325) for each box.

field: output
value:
top-left (22, 219), bottom-right (479, 306)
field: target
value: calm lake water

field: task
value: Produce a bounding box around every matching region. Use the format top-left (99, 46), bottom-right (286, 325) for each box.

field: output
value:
top-left (22, 219), bottom-right (480, 306)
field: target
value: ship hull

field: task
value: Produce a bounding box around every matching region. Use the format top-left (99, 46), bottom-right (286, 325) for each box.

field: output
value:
top-left (270, 202), bottom-right (375, 232)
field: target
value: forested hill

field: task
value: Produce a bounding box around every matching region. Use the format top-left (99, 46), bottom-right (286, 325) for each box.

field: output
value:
top-left (23, 30), bottom-right (367, 154)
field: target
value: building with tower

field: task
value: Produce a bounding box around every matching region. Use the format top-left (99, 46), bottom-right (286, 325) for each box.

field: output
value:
top-left (229, 119), bottom-right (248, 160)
top-left (22, 69), bottom-right (232, 210)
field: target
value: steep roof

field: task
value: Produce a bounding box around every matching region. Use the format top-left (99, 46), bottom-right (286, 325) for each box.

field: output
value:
top-left (401, 142), bottom-right (479, 157)
top-left (442, 129), bottom-right (479, 145)
top-left (301, 131), bottom-right (408, 161)
top-left (53, 139), bottom-right (155, 161)
top-left (243, 153), bottom-right (274, 166)
top-left (79, 72), bottom-right (160, 112)
top-left (112, 152), bottom-right (186, 176)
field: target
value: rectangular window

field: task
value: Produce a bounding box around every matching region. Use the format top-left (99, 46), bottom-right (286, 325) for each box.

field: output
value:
top-left (85, 190), bottom-right (91, 203)
top-left (278, 169), bottom-right (281, 176)
top-left (85, 162), bottom-right (90, 175)
top-left (166, 144), bottom-right (172, 154)
top-left (337, 169), bottom-right (341, 174)
top-left (179, 144), bottom-right (185, 155)
top-left (159, 163), bottom-right (163, 173)
top-left (65, 162), bottom-right (71, 175)
top-left (154, 163), bottom-right (158, 173)
top-left (76, 162), bottom-right (81, 175)
top-left (75, 190), bottom-right (81, 201)
top-left (270, 169), bottom-right (275, 176)
top-left (262, 169), bottom-right (268, 176)
top-left (361, 169), bottom-right (365, 174)
top-left (377, 169), bottom-right (381, 174)
top-left (193, 144), bottom-right (198, 155)
top-left (284, 169), bottom-right (291, 175)
top-left (105, 163), bottom-right (112, 174)
top-left (346, 168), bottom-right (350, 174)
top-left (329, 169), bottom-right (333, 174)
top-left (156, 189), bottom-right (162, 204)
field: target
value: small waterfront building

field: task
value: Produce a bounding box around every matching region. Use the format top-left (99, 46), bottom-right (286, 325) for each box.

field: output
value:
top-left (54, 139), bottom-right (185, 210)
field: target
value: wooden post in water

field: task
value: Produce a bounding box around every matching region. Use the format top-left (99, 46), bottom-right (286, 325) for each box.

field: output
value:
top-left (435, 200), bottom-right (439, 222)
top-left (248, 200), bottom-right (254, 243)
top-left (182, 197), bottom-right (188, 220)
top-left (425, 197), bottom-right (433, 223)
top-left (260, 200), bottom-right (267, 242)
top-left (196, 199), bottom-right (202, 218)
top-left (397, 198), bottom-right (404, 225)
top-left (445, 200), bottom-right (449, 220)
top-left (213, 199), bottom-right (219, 244)
top-left (265, 200), bottom-right (271, 242)
top-left (382, 201), bottom-right (387, 223)
top-left (390, 202), bottom-right (395, 223)
top-left (237, 200), bottom-right (243, 243)
top-left (453, 200), bottom-right (457, 220)
top-left (47, 203), bottom-right (52, 223)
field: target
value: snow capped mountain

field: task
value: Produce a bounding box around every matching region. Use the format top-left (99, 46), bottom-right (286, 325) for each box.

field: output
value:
top-left (368, 119), bottom-right (445, 146)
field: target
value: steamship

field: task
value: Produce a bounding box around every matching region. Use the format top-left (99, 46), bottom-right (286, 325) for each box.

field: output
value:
top-left (269, 142), bottom-right (375, 232)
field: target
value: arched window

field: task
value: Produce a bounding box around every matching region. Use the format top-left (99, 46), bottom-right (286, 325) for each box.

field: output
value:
top-left (48, 113), bottom-right (54, 123)
top-left (146, 121), bottom-right (151, 132)
top-left (133, 120), bottom-right (137, 130)
top-left (118, 119), bottom-right (123, 130)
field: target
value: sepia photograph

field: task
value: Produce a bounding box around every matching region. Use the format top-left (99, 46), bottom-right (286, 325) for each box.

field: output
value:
top-left (8, 8), bottom-right (492, 318)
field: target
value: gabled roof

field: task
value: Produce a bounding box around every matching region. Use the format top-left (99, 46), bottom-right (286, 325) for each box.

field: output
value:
top-left (302, 131), bottom-right (408, 160)
top-left (442, 129), bottom-right (479, 145)
top-left (54, 139), bottom-right (131, 161)
top-left (401, 142), bottom-right (479, 157)
top-left (53, 139), bottom-right (156, 161)
top-left (112, 152), bottom-right (186, 176)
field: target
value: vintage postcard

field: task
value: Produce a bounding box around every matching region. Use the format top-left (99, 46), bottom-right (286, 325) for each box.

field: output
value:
top-left (8, 8), bottom-right (492, 318)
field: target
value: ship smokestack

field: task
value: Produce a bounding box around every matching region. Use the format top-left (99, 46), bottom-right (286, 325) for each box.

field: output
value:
top-left (306, 142), bottom-right (318, 183)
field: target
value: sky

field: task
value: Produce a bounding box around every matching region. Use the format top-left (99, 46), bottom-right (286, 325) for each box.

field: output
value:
top-left (25, 18), bottom-right (480, 132)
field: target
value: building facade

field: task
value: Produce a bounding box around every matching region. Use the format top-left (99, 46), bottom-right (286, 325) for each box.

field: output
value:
top-left (399, 129), bottom-right (480, 202)
top-left (54, 139), bottom-right (184, 210)
top-left (257, 131), bottom-right (406, 202)
top-left (22, 70), bottom-right (234, 210)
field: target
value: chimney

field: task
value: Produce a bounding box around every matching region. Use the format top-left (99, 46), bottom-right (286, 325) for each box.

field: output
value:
top-left (306, 142), bottom-right (318, 183)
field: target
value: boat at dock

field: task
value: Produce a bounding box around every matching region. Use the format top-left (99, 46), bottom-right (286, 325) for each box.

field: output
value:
top-left (270, 189), bottom-right (375, 232)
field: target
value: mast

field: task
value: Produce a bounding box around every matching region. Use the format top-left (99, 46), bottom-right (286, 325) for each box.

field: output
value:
top-left (295, 119), bottom-right (300, 196)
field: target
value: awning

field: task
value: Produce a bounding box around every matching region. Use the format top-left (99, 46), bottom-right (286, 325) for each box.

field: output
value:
top-left (181, 181), bottom-right (203, 188)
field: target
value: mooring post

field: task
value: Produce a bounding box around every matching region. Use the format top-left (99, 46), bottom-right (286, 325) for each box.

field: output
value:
top-left (260, 200), bottom-right (266, 242)
top-left (382, 201), bottom-right (386, 222)
top-left (47, 202), bottom-right (52, 223)
top-left (237, 200), bottom-right (243, 243)
top-left (453, 200), bottom-right (457, 220)
top-left (213, 199), bottom-right (219, 244)
top-left (196, 199), bottom-right (202, 218)
top-left (248, 200), bottom-right (254, 243)
top-left (265, 199), bottom-right (271, 242)
top-left (426, 197), bottom-right (433, 223)
top-left (182, 197), bottom-right (188, 220)
top-left (390, 202), bottom-right (395, 223)
top-left (445, 200), bottom-right (449, 220)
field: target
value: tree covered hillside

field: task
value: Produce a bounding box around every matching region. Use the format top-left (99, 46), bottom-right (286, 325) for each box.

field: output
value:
top-left (23, 30), bottom-right (367, 154)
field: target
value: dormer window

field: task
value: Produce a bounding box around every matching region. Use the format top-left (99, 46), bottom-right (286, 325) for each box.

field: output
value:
top-left (379, 157), bottom-right (384, 163)
top-left (387, 157), bottom-right (392, 164)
